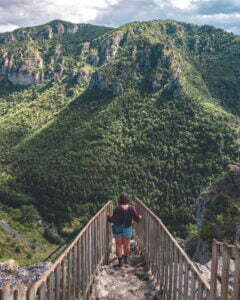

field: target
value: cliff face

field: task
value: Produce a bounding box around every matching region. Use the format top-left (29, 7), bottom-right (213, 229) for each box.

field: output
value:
top-left (0, 20), bottom-right (113, 86)
top-left (0, 21), bottom-right (103, 45)
top-left (186, 164), bottom-right (240, 263)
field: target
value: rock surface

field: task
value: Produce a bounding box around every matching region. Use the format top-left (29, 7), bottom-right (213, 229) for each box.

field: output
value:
top-left (90, 240), bottom-right (159, 300)
top-left (185, 164), bottom-right (240, 263)
top-left (0, 260), bottom-right (51, 288)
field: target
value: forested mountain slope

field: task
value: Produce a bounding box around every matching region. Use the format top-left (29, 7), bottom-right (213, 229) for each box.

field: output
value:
top-left (0, 19), bottom-right (239, 263)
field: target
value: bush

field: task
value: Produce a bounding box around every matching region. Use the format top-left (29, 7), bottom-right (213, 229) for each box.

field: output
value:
top-left (18, 205), bottom-right (41, 225)
top-left (44, 227), bottom-right (64, 244)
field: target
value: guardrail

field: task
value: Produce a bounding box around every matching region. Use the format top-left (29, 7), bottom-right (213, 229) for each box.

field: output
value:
top-left (2, 196), bottom-right (238, 300)
top-left (210, 239), bottom-right (240, 300)
top-left (0, 200), bottom-right (113, 300)
top-left (133, 196), bottom-right (210, 299)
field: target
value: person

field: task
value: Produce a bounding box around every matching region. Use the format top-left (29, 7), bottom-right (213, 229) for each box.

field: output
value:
top-left (107, 192), bottom-right (142, 267)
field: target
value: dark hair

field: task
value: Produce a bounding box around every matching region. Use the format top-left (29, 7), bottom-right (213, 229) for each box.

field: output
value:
top-left (118, 192), bottom-right (129, 205)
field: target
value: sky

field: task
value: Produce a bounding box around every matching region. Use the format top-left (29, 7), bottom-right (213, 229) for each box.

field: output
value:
top-left (0, 0), bottom-right (239, 34)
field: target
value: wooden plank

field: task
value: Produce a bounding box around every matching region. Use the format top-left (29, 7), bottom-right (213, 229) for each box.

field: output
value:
top-left (197, 282), bottom-right (203, 300)
top-left (92, 219), bottom-right (96, 273)
top-left (149, 217), bottom-right (154, 272)
top-left (183, 262), bottom-right (189, 300)
top-left (146, 213), bottom-right (150, 269)
top-left (169, 239), bottom-right (174, 299)
top-left (107, 203), bottom-right (113, 263)
top-left (156, 226), bottom-right (161, 286)
top-left (55, 265), bottom-right (61, 300)
top-left (178, 252), bottom-right (184, 300)
top-left (87, 224), bottom-right (90, 285)
top-left (102, 209), bottom-right (106, 264)
top-left (72, 246), bottom-right (77, 300)
top-left (60, 259), bottom-right (67, 300)
top-left (89, 221), bottom-right (92, 285)
top-left (173, 245), bottom-right (179, 300)
top-left (162, 232), bottom-right (167, 300)
top-left (67, 252), bottom-right (72, 300)
top-left (210, 239), bottom-right (219, 300)
top-left (99, 213), bottom-right (102, 263)
top-left (79, 236), bottom-right (84, 298)
top-left (76, 240), bottom-right (81, 298)
top-left (49, 272), bottom-right (55, 300)
top-left (190, 272), bottom-right (196, 300)
top-left (82, 231), bottom-right (87, 295)
top-left (1, 286), bottom-right (13, 300)
top-left (221, 244), bottom-right (231, 300)
top-left (16, 287), bottom-right (28, 300)
top-left (233, 246), bottom-right (240, 300)
top-left (153, 219), bottom-right (159, 276)
top-left (159, 226), bottom-right (164, 295)
top-left (38, 282), bottom-right (46, 300)
top-left (132, 197), bottom-right (210, 291)
top-left (26, 201), bottom-right (112, 292)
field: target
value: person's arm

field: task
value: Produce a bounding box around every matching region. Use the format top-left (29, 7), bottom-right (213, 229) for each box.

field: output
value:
top-left (131, 206), bottom-right (142, 222)
top-left (107, 207), bottom-right (118, 223)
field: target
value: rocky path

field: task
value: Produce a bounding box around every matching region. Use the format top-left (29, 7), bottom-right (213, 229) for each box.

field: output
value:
top-left (90, 241), bottom-right (160, 300)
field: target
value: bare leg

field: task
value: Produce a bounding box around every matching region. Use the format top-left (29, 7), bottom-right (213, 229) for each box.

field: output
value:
top-left (115, 237), bottom-right (123, 258)
top-left (122, 237), bottom-right (131, 256)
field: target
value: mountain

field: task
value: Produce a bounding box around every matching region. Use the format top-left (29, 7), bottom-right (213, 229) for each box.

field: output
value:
top-left (185, 164), bottom-right (240, 263)
top-left (0, 19), bottom-right (239, 263)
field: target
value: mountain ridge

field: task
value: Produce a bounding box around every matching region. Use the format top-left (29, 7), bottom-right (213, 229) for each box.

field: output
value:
top-left (0, 18), bottom-right (239, 264)
top-left (0, 20), bottom-right (113, 45)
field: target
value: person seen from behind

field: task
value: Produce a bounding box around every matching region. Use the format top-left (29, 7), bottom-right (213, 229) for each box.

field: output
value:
top-left (107, 192), bottom-right (142, 267)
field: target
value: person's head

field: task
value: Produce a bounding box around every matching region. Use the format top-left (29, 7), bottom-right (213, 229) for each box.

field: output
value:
top-left (118, 192), bottom-right (129, 205)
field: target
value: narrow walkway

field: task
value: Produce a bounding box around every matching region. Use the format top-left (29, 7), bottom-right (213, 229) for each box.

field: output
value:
top-left (90, 241), bottom-right (160, 300)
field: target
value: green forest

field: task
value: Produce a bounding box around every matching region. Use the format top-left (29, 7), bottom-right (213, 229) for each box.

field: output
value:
top-left (0, 19), bottom-right (239, 264)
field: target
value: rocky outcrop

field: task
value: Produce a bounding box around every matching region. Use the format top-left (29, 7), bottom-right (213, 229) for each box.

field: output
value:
top-left (1, 50), bottom-right (44, 86)
top-left (87, 53), bottom-right (100, 66)
top-left (89, 71), bottom-right (109, 90)
top-left (0, 260), bottom-right (51, 288)
top-left (0, 21), bottom-right (97, 45)
top-left (112, 80), bottom-right (124, 96)
top-left (86, 31), bottom-right (128, 67)
top-left (89, 71), bottom-right (124, 96)
top-left (196, 164), bottom-right (240, 230)
top-left (186, 164), bottom-right (240, 263)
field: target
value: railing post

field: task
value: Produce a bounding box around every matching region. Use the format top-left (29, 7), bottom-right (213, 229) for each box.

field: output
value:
top-left (106, 203), bottom-right (112, 264)
top-left (221, 243), bottom-right (231, 300)
top-left (1, 286), bottom-right (13, 300)
top-left (210, 239), bottom-right (219, 300)
top-left (38, 282), bottom-right (47, 300)
top-left (17, 286), bottom-right (28, 300)
top-left (61, 257), bottom-right (67, 300)
top-left (27, 286), bottom-right (36, 300)
top-left (54, 265), bottom-right (61, 300)
top-left (233, 245), bottom-right (240, 300)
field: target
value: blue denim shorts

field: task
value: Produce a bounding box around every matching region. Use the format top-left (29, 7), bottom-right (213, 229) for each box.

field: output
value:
top-left (112, 225), bottom-right (133, 238)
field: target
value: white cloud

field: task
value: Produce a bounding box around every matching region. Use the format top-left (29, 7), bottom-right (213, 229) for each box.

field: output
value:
top-left (170, 0), bottom-right (196, 10)
top-left (0, 0), bottom-right (239, 34)
top-left (45, 0), bottom-right (120, 23)
top-left (0, 24), bottom-right (19, 33)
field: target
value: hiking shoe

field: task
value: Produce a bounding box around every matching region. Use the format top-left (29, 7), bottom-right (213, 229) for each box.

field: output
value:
top-left (117, 257), bottom-right (123, 267)
top-left (123, 255), bottom-right (128, 264)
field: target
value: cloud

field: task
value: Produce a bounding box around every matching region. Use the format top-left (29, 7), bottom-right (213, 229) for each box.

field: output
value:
top-left (0, 24), bottom-right (19, 33)
top-left (0, 0), bottom-right (120, 29)
top-left (0, 0), bottom-right (239, 34)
